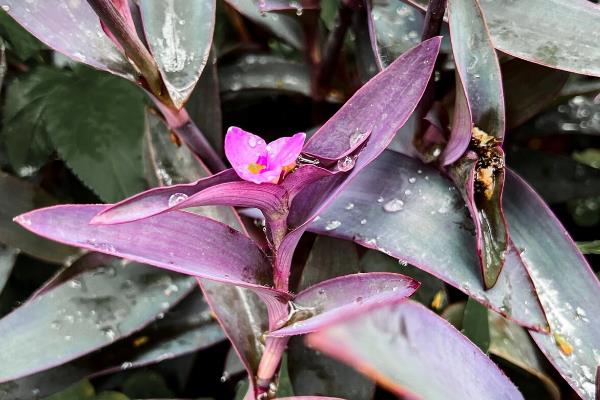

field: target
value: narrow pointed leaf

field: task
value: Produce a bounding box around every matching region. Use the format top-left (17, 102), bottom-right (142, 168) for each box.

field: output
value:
top-left (277, 38), bottom-right (441, 283)
top-left (0, 256), bottom-right (197, 383)
top-left (307, 300), bottom-right (524, 400)
top-left (289, 237), bottom-right (375, 400)
top-left (407, 0), bottom-right (600, 77)
top-left (442, 0), bottom-right (505, 165)
top-left (0, 1), bottom-right (134, 78)
top-left (0, 172), bottom-right (79, 264)
top-left (310, 150), bottom-right (547, 331)
top-left (142, 110), bottom-right (269, 393)
top-left (139, 0), bottom-right (216, 108)
top-left (15, 205), bottom-right (276, 292)
top-left (504, 171), bottom-right (600, 400)
top-left (270, 272), bottom-right (419, 337)
top-left (0, 288), bottom-right (224, 399)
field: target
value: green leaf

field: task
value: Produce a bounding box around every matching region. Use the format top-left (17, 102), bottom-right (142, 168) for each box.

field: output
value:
top-left (43, 380), bottom-right (95, 400)
top-left (45, 67), bottom-right (147, 202)
top-left (0, 10), bottom-right (44, 60)
top-left (2, 68), bottom-right (58, 172)
top-left (93, 392), bottom-right (129, 400)
top-left (577, 240), bottom-right (600, 255)
top-left (121, 370), bottom-right (173, 399)
top-left (2, 66), bottom-right (147, 202)
top-left (462, 298), bottom-right (490, 353)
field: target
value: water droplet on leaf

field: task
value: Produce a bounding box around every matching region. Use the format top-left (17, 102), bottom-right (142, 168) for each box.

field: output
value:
top-left (168, 193), bottom-right (188, 207)
top-left (383, 198), bottom-right (404, 212)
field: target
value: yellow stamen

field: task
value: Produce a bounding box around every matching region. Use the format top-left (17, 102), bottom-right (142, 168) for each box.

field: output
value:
top-left (248, 162), bottom-right (266, 174)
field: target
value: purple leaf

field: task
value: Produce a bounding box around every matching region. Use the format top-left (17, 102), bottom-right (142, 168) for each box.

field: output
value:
top-left (0, 255), bottom-right (198, 383)
top-left (270, 272), bottom-right (419, 337)
top-left (14, 205), bottom-right (281, 295)
top-left (288, 236), bottom-right (376, 400)
top-left (276, 38), bottom-right (441, 285)
top-left (142, 112), bottom-right (271, 395)
top-left (406, 0), bottom-right (600, 77)
top-left (306, 300), bottom-right (524, 400)
top-left (138, 0), bottom-right (216, 108)
top-left (441, 0), bottom-right (505, 165)
top-left (504, 171), bottom-right (600, 400)
top-left (0, 0), bottom-right (134, 79)
top-left (91, 169), bottom-right (240, 224)
top-left (310, 150), bottom-right (547, 331)
top-left (448, 149), bottom-right (508, 289)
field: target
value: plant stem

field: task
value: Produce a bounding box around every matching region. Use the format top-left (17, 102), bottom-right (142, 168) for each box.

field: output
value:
top-left (421, 0), bottom-right (447, 41)
top-left (314, 0), bottom-right (359, 99)
top-left (256, 337), bottom-right (289, 398)
top-left (413, 0), bottom-right (447, 161)
top-left (154, 100), bottom-right (227, 173)
top-left (86, 0), bottom-right (168, 104)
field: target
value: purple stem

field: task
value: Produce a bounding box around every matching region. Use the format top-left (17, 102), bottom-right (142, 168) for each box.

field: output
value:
top-left (256, 337), bottom-right (289, 397)
top-left (85, 0), bottom-right (165, 102)
top-left (413, 0), bottom-right (447, 159)
top-left (421, 0), bottom-right (447, 42)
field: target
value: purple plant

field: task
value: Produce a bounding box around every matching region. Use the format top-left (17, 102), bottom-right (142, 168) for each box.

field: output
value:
top-left (0, 0), bottom-right (599, 399)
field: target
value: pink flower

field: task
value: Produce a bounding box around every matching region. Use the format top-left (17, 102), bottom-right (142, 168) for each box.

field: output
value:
top-left (225, 127), bottom-right (306, 184)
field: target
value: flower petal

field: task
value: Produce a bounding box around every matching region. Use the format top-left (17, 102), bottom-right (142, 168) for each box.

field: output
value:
top-left (225, 126), bottom-right (268, 182)
top-left (268, 132), bottom-right (306, 168)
